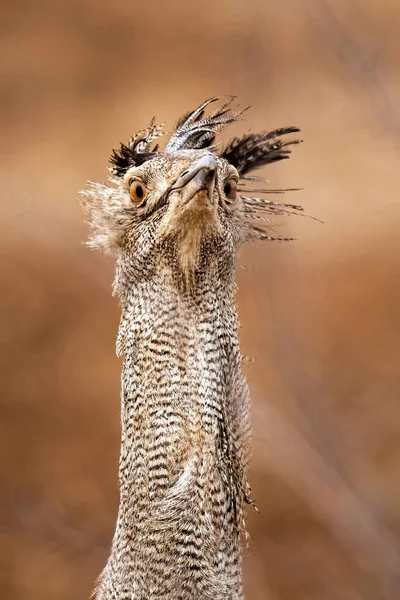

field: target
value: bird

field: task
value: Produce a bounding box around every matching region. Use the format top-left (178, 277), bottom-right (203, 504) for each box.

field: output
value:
top-left (81, 96), bottom-right (302, 600)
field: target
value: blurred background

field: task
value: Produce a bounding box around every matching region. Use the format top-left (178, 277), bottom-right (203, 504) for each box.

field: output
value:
top-left (1, 0), bottom-right (400, 598)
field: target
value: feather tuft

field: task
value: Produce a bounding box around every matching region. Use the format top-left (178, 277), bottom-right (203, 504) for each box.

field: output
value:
top-left (110, 119), bottom-right (166, 176)
top-left (222, 127), bottom-right (301, 175)
top-left (165, 96), bottom-right (246, 152)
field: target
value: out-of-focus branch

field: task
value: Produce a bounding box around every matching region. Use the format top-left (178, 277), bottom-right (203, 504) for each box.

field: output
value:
top-left (253, 398), bottom-right (400, 600)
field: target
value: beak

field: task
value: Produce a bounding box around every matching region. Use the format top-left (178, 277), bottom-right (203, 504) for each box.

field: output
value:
top-left (170, 155), bottom-right (217, 205)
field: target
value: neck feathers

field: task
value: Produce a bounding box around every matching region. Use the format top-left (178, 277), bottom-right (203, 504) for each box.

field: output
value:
top-left (96, 265), bottom-right (250, 600)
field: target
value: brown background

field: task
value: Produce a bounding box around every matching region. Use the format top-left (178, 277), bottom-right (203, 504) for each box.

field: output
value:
top-left (1, 1), bottom-right (400, 598)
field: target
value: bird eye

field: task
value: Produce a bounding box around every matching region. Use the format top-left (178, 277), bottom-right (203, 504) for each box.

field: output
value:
top-left (129, 180), bottom-right (147, 204)
top-left (223, 178), bottom-right (238, 201)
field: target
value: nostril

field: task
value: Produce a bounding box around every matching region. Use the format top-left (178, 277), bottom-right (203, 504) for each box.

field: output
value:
top-left (180, 170), bottom-right (189, 178)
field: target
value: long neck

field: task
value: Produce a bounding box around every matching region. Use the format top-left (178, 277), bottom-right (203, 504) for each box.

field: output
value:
top-left (96, 267), bottom-right (251, 600)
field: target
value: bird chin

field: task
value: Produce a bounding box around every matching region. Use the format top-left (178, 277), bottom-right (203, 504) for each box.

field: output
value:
top-left (159, 189), bottom-right (221, 281)
top-left (181, 186), bottom-right (213, 208)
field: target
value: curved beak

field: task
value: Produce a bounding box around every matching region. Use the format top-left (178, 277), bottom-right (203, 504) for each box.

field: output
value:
top-left (170, 155), bottom-right (217, 205)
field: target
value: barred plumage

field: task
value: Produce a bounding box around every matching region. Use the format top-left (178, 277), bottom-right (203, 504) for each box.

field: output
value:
top-left (81, 97), bottom-right (302, 600)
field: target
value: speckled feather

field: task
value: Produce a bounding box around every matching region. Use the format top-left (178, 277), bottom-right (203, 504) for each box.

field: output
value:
top-left (81, 98), bottom-right (301, 600)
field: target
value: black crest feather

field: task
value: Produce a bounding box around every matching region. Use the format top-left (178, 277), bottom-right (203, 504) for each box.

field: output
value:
top-left (221, 127), bottom-right (301, 176)
top-left (109, 118), bottom-right (165, 176)
top-left (109, 98), bottom-right (301, 178)
top-left (110, 146), bottom-right (156, 177)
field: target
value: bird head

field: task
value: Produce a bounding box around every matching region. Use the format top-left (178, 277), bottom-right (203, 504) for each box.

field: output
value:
top-left (81, 97), bottom-right (303, 294)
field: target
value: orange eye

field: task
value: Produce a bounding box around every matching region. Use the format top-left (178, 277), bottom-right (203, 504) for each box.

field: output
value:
top-left (129, 180), bottom-right (147, 203)
top-left (223, 178), bottom-right (238, 201)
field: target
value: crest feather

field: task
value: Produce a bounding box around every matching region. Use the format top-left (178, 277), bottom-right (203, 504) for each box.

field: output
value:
top-left (108, 98), bottom-right (301, 185)
top-left (165, 96), bottom-right (245, 152)
top-left (109, 118), bottom-right (165, 176)
top-left (221, 127), bottom-right (301, 176)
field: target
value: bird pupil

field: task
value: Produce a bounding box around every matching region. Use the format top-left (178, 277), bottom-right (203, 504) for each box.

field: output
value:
top-left (224, 183), bottom-right (231, 195)
top-left (136, 185), bottom-right (143, 198)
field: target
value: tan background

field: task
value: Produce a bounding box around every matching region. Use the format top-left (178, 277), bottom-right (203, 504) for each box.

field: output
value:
top-left (1, 1), bottom-right (400, 598)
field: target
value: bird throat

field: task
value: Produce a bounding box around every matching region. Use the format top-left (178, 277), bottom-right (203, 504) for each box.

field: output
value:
top-left (159, 188), bottom-right (221, 285)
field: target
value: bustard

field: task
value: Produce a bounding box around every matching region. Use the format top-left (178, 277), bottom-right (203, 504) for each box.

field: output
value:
top-left (81, 97), bottom-right (302, 600)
